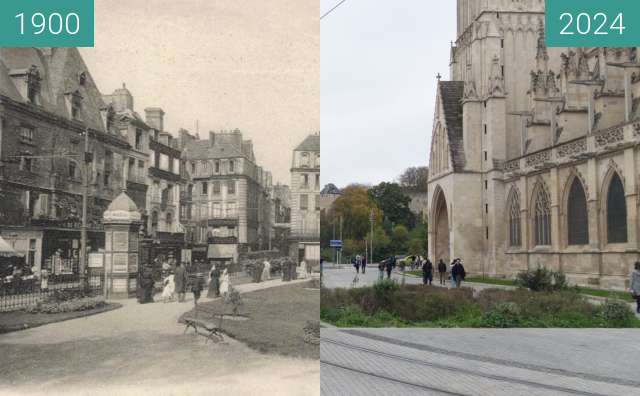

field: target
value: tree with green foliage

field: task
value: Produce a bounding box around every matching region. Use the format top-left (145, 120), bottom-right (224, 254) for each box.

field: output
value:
top-left (330, 185), bottom-right (382, 240)
top-left (368, 182), bottom-right (415, 229)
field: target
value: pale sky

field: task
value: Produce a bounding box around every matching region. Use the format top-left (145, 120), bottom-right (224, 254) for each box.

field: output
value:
top-left (321, 0), bottom-right (456, 187)
top-left (81, 0), bottom-right (319, 184)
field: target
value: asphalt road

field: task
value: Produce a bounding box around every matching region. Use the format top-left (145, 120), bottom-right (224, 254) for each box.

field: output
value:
top-left (321, 328), bottom-right (640, 396)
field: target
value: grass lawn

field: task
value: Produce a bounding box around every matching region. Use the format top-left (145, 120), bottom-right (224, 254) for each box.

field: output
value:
top-left (180, 281), bottom-right (319, 359)
top-left (406, 271), bottom-right (635, 302)
top-left (0, 303), bottom-right (122, 334)
top-left (321, 282), bottom-right (640, 328)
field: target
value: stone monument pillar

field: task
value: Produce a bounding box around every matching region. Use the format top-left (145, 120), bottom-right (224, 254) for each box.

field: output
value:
top-left (102, 191), bottom-right (142, 299)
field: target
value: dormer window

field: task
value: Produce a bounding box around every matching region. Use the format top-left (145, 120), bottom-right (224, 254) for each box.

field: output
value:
top-left (301, 152), bottom-right (310, 167)
top-left (18, 125), bottom-right (35, 144)
top-left (78, 71), bottom-right (87, 86)
top-left (65, 90), bottom-right (83, 120)
top-left (9, 65), bottom-right (41, 105)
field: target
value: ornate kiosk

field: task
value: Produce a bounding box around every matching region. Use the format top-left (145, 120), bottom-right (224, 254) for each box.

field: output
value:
top-left (102, 191), bottom-right (142, 299)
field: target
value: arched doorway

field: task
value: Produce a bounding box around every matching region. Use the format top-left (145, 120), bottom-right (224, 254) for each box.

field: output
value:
top-left (433, 189), bottom-right (450, 264)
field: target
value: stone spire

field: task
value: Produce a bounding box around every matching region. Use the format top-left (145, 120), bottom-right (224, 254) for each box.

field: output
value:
top-left (488, 55), bottom-right (505, 96)
top-left (536, 20), bottom-right (549, 72)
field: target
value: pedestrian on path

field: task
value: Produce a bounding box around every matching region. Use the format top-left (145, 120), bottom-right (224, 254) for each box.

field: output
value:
top-left (174, 262), bottom-right (188, 302)
top-left (219, 268), bottom-right (230, 296)
top-left (161, 271), bottom-right (175, 303)
top-left (361, 256), bottom-right (367, 274)
top-left (378, 260), bottom-right (385, 280)
top-left (452, 259), bottom-right (466, 289)
top-left (207, 264), bottom-right (220, 298)
top-left (449, 259), bottom-right (458, 289)
top-left (437, 259), bottom-right (447, 285)
top-left (137, 265), bottom-right (155, 304)
top-left (261, 260), bottom-right (271, 282)
top-left (353, 256), bottom-right (360, 274)
top-left (422, 258), bottom-right (433, 285)
top-left (385, 256), bottom-right (395, 279)
top-left (630, 261), bottom-right (640, 313)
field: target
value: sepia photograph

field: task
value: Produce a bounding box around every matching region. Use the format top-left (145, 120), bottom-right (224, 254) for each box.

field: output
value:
top-left (320, 0), bottom-right (640, 395)
top-left (0, 1), bottom-right (319, 395)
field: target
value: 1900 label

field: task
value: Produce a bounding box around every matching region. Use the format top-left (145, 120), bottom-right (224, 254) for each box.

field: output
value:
top-left (0, 0), bottom-right (93, 47)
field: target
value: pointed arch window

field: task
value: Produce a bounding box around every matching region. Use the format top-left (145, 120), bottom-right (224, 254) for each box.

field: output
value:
top-left (567, 178), bottom-right (589, 245)
top-left (533, 185), bottom-right (551, 246)
top-left (508, 191), bottom-right (521, 246)
top-left (607, 173), bottom-right (627, 243)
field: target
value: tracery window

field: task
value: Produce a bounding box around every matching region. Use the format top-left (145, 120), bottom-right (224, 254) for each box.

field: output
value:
top-left (607, 173), bottom-right (627, 243)
top-left (533, 184), bottom-right (551, 246)
top-left (567, 178), bottom-right (589, 245)
top-left (508, 190), bottom-right (521, 247)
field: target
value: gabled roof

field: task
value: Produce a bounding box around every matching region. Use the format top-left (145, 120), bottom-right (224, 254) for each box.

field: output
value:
top-left (294, 134), bottom-right (320, 152)
top-left (438, 81), bottom-right (465, 171)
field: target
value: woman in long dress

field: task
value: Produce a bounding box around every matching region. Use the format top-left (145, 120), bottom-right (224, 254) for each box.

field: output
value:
top-left (261, 260), bottom-right (271, 282)
top-left (161, 273), bottom-right (175, 303)
top-left (219, 268), bottom-right (230, 296)
top-left (207, 264), bottom-right (220, 298)
top-left (298, 260), bottom-right (308, 279)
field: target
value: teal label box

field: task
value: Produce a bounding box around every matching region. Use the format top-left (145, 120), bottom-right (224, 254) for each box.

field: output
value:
top-left (546, 0), bottom-right (640, 47)
top-left (0, 0), bottom-right (94, 47)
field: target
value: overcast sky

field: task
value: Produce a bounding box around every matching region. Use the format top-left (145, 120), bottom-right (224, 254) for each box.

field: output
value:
top-left (321, 0), bottom-right (456, 188)
top-left (81, 0), bottom-right (319, 184)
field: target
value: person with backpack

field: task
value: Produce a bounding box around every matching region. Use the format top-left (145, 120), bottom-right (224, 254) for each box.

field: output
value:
top-left (422, 258), bottom-right (433, 285)
top-left (437, 259), bottom-right (447, 285)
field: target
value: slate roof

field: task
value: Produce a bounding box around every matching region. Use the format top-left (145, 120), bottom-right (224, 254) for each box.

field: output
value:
top-left (0, 48), bottom-right (109, 132)
top-left (439, 81), bottom-right (466, 171)
top-left (182, 140), bottom-right (247, 161)
top-left (294, 134), bottom-right (320, 152)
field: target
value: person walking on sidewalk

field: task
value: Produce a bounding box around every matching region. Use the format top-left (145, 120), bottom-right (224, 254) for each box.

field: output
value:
top-left (174, 262), bottom-right (188, 302)
top-left (422, 258), bottom-right (433, 285)
top-left (361, 256), bottom-right (367, 274)
top-left (378, 260), bottom-right (385, 280)
top-left (630, 261), bottom-right (640, 314)
top-left (385, 256), bottom-right (395, 279)
top-left (452, 259), bottom-right (466, 289)
top-left (437, 259), bottom-right (447, 285)
top-left (353, 255), bottom-right (361, 274)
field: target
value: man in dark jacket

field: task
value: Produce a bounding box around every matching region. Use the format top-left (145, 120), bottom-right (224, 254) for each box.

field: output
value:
top-left (361, 256), bottom-right (367, 274)
top-left (385, 256), bottom-right (395, 279)
top-left (137, 265), bottom-right (155, 304)
top-left (437, 259), bottom-right (447, 285)
top-left (422, 258), bottom-right (433, 285)
top-left (174, 262), bottom-right (188, 302)
top-left (451, 259), bottom-right (466, 288)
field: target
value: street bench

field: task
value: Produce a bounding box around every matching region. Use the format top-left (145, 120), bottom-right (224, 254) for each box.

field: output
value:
top-left (183, 311), bottom-right (225, 344)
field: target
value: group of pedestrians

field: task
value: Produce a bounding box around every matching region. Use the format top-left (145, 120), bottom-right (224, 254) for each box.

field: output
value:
top-left (421, 257), bottom-right (466, 288)
top-left (351, 255), bottom-right (367, 274)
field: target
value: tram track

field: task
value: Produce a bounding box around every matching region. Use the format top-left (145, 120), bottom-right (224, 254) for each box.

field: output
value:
top-left (321, 335), bottom-right (625, 396)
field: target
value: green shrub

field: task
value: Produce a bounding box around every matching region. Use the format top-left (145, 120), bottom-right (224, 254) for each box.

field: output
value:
top-left (599, 300), bottom-right (636, 327)
top-left (26, 296), bottom-right (106, 314)
top-left (481, 302), bottom-right (523, 328)
top-left (515, 267), bottom-right (568, 292)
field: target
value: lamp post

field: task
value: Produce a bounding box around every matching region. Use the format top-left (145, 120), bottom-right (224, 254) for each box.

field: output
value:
top-left (79, 127), bottom-right (91, 289)
top-left (369, 209), bottom-right (374, 265)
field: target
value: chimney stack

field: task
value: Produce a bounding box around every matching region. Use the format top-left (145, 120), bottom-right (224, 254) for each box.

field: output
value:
top-left (209, 131), bottom-right (216, 147)
top-left (144, 107), bottom-right (165, 131)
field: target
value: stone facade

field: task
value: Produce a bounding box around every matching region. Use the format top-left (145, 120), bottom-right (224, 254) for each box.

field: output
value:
top-left (427, 0), bottom-right (640, 290)
top-left (179, 129), bottom-right (273, 262)
top-left (289, 133), bottom-right (320, 266)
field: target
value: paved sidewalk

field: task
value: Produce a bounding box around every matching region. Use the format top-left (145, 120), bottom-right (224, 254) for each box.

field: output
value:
top-left (0, 277), bottom-right (318, 396)
top-left (321, 328), bottom-right (640, 396)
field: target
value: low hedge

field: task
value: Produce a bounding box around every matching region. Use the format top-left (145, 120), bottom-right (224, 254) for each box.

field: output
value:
top-left (25, 296), bottom-right (107, 314)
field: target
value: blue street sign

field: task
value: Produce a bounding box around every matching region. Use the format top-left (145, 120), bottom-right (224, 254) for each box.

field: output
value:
top-left (330, 240), bottom-right (342, 248)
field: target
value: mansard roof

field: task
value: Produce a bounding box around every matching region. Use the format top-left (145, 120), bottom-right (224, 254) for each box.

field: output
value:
top-left (438, 81), bottom-right (465, 171)
top-left (182, 140), bottom-right (247, 161)
top-left (295, 134), bottom-right (320, 152)
top-left (0, 48), bottom-right (108, 132)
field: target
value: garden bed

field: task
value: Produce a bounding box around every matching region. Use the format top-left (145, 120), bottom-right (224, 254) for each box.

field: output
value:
top-left (0, 302), bottom-right (121, 334)
top-left (179, 282), bottom-right (319, 359)
top-left (321, 281), bottom-right (640, 328)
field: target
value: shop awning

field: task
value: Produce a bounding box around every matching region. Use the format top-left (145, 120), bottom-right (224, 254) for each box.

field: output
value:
top-left (0, 236), bottom-right (23, 257)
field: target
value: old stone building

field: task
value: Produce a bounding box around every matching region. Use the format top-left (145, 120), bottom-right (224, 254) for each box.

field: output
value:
top-left (179, 129), bottom-right (273, 264)
top-left (0, 48), bottom-right (139, 274)
top-left (289, 133), bottom-right (320, 266)
top-left (427, 0), bottom-right (640, 289)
